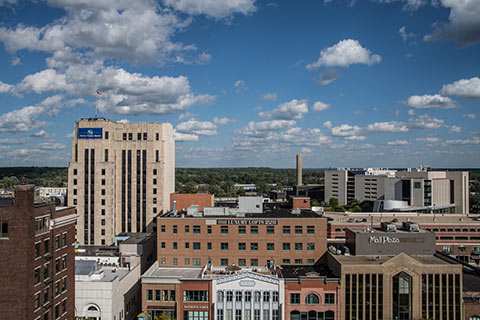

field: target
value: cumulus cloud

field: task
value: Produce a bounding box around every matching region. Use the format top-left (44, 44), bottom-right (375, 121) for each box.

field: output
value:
top-left (424, 0), bottom-right (480, 47)
top-left (306, 39), bottom-right (381, 70)
top-left (0, 81), bottom-right (14, 94)
top-left (399, 26), bottom-right (415, 42)
top-left (174, 131), bottom-right (199, 142)
top-left (0, 138), bottom-right (25, 145)
top-left (445, 137), bottom-right (480, 145)
top-left (260, 92), bottom-right (278, 101)
top-left (162, 0), bottom-right (257, 19)
top-left (195, 52), bottom-right (212, 65)
top-left (441, 77), bottom-right (480, 99)
top-left (387, 140), bottom-right (409, 145)
top-left (259, 99), bottom-right (308, 120)
top-left (315, 69), bottom-right (342, 85)
top-left (323, 121), bottom-right (332, 129)
top-left (213, 117), bottom-right (232, 125)
top-left (449, 125), bottom-right (462, 133)
top-left (366, 121), bottom-right (409, 133)
top-left (37, 142), bottom-right (66, 150)
top-left (330, 124), bottom-right (363, 137)
top-left (176, 118), bottom-right (218, 136)
top-left (407, 114), bottom-right (444, 129)
top-left (406, 94), bottom-right (457, 109)
top-left (0, 95), bottom-right (65, 133)
top-left (236, 120), bottom-right (296, 137)
top-left (416, 137), bottom-right (441, 143)
top-left (312, 101), bottom-right (330, 112)
top-left (30, 130), bottom-right (50, 138)
top-left (233, 80), bottom-right (247, 93)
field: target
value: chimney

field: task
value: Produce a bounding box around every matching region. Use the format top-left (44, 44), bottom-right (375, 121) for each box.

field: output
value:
top-left (296, 154), bottom-right (302, 186)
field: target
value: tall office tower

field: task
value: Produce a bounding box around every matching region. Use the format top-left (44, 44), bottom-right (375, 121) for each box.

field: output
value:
top-left (68, 118), bottom-right (175, 245)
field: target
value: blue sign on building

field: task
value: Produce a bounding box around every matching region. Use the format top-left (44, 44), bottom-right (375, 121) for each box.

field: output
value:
top-left (78, 128), bottom-right (103, 139)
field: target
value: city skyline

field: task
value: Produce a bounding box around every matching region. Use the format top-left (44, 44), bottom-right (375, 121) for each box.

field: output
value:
top-left (0, 0), bottom-right (479, 168)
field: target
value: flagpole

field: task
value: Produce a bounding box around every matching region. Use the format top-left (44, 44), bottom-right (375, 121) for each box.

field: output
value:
top-left (95, 94), bottom-right (98, 119)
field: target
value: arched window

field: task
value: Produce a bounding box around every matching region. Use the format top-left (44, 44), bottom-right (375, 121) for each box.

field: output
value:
top-left (305, 293), bottom-right (320, 304)
top-left (88, 306), bottom-right (99, 311)
top-left (469, 317), bottom-right (480, 320)
top-left (217, 291), bottom-right (224, 302)
top-left (308, 310), bottom-right (317, 320)
top-left (290, 311), bottom-right (300, 320)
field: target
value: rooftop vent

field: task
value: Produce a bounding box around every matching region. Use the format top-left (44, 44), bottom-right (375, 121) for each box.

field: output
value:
top-left (402, 221), bottom-right (419, 232)
top-left (380, 221), bottom-right (397, 232)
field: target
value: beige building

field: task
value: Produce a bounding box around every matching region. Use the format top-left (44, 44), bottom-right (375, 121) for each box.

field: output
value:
top-left (68, 118), bottom-right (174, 245)
top-left (324, 168), bottom-right (469, 214)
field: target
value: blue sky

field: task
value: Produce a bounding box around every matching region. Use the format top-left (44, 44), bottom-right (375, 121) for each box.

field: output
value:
top-left (0, 0), bottom-right (479, 168)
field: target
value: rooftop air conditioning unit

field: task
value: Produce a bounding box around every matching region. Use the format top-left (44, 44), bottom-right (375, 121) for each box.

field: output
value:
top-left (380, 221), bottom-right (397, 232)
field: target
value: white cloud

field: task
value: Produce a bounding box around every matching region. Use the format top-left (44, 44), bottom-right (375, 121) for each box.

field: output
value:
top-left (406, 94), bottom-right (457, 109)
top-left (345, 135), bottom-right (367, 141)
top-left (0, 81), bottom-right (14, 94)
top-left (174, 131), bottom-right (199, 142)
top-left (312, 101), bottom-right (330, 112)
top-left (31, 130), bottom-right (50, 138)
top-left (301, 147), bottom-right (312, 153)
top-left (37, 142), bottom-right (66, 150)
top-left (0, 95), bottom-right (64, 133)
top-left (259, 99), bottom-right (308, 120)
top-left (424, 0), bottom-right (480, 47)
top-left (233, 80), bottom-right (247, 93)
top-left (236, 120), bottom-right (296, 137)
top-left (399, 26), bottom-right (415, 42)
top-left (179, 112), bottom-right (195, 120)
top-left (446, 137), bottom-right (480, 145)
top-left (162, 0), bottom-right (257, 19)
top-left (10, 57), bottom-right (20, 66)
top-left (195, 52), bottom-right (212, 65)
top-left (213, 117), bottom-right (232, 125)
top-left (330, 124), bottom-right (362, 137)
top-left (441, 77), bottom-right (480, 99)
top-left (306, 39), bottom-right (381, 70)
top-left (323, 121), bottom-right (332, 129)
top-left (407, 114), bottom-right (444, 129)
top-left (387, 140), bottom-right (409, 145)
top-left (0, 138), bottom-right (25, 145)
top-left (463, 113), bottom-right (477, 119)
top-left (366, 121), bottom-right (409, 133)
top-left (176, 118), bottom-right (218, 136)
top-left (449, 125), bottom-right (462, 133)
top-left (260, 92), bottom-right (278, 101)
top-left (0, 1), bottom-right (195, 64)
top-left (408, 109), bottom-right (415, 116)
top-left (416, 137), bottom-right (441, 143)
top-left (64, 131), bottom-right (74, 139)
top-left (394, 109), bottom-right (400, 116)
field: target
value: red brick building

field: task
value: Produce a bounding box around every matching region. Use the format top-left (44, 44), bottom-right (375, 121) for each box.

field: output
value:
top-left (0, 185), bottom-right (77, 320)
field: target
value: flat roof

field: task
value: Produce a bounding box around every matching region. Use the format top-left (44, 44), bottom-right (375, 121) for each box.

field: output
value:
top-left (277, 264), bottom-right (338, 279)
top-left (142, 262), bottom-right (203, 279)
top-left (118, 232), bottom-right (154, 244)
top-left (330, 253), bottom-right (453, 266)
top-left (161, 208), bottom-right (322, 219)
top-left (323, 212), bottom-right (480, 225)
top-left (348, 228), bottom-right (430, 235)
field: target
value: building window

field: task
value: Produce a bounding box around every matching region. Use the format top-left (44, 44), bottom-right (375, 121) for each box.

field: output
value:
top-left (170, 290), bottom-right (175, 301)
top-left (251, 226), bottom-right (258, 234)
top-left (295, 259), bottom-right (302, 264)
top-left (153, 178), bottom-right (157, 185)
top-left (161, 242), bottom-right (166, 249)
top-left (183, 291), bottom-right (209, 302)
top-left (443, 246), bottom-right (451, 254)
top-left (101, 189), bottom-right (105, 195)
top-left (238, 258), bottom-right (246, 266)
top-left (220, 258), bottom-right (228, 266)
top-left (193, 225), bottom-right (201, 234)
top-left (62, 277), bottom-right (67, 292)
top-left (123, 133), bottom-right (127, 140)
top-left (35, 242), bottom-right (41, 258)
top-left (173, 258), bottom-right (178, 266)
top-left (307, 226), bottom-right (315, 234)
top-left (325, 293), bottom-right (335, 304)
top-left (307, 243), bottom-right (315, 250)
top-left (173, 242), bottom-right (177, 250)
top-left (55, 258), bottom-right (61, 273)
top-left (290, 293), bottom-right (300, 304)
top-left (73, 199), bottom-right (77, 205)
top-left (34, 267), bottom-right (41, 284)
top-left (34, 292), bottom-right (40, 310)
top-left (207, 226), bottom-right (212, 234)
top-left (263, 291), bottom-right (270, 302)
top-left (44, 287), bottom-right (50, 304)
top-left (73, 179), bottom-right (77, 185)
top-left (238, 243), bottom-right (246, 250)
top-left (283, 226), bottom-right (290, 234)
top-left (185, 258), bottom-right (190, 265)
top-left (283, 243), bottom-right (290, 250)
top-left (221, 226), bottom-right (228, 234)
top-left (143, 132), bottom-right (147, 140)
top-left (185, 242), bottom-right (189, 249)
top-left (250, 243), bottom-right (258, 250)
top-left (160, 258), bottom-right (166, 265)
top-left (105, 131), bottom-right (109, 139)
top-left (73, 169), bottom-right (77, 175)
top-left (156, 133), bottom-right (159, 141)
top-left (238, 226), bottom-right (246, 234)
top-left (101, 219), bottom-right (105, 226)
top-left (267, 226), bottom-right (275, 234)
top-left (207, 242), bottom-right (212, 250)
top-left (221, 242), bottom-right (229, 250)
top-left (185, 225), bottom-right (190, 233)
top-left (104, 149), bottom-right (108, 162)
top-left (137, 132), bottom-right (142, 140)
top-left (306, 293), bottom-right (320, 304)
top-left (193, 242), bottom-right (201, 250)
top-left (254, 291), bottom-right (261, 302)
top-left (73, 189), bottom-right (77, 195)
top-left (62, 256), bottom-right (67, 270)
top-left (250, 259), bottom-right (258, 267)
top-left (267, 243), bottom-right (275, 250)
top-left (101, 199), bottom-right (105, 205)
top-left (282, 259), bottom-right (290, 264)
top-left (44, 239), bottom-right (50, 254)
top-left (153, 289), bottom-right (160, 301)
top-left (44, 263), bottom-right (50, 280)
top-left (101, 169), bottom-right (105, 175)
top-left (101, 209), bottom-right (105, 215)
top-left (128, 133), bottom-right (132, 140)
top-left (295, 226), bottom-right (303, 234)
top-left (173, 225), bottom-right (177, 234)
top-left (163, 290), bottom-right (169, 301)
top-left (147, 290), bottom-right (153, 301)
top-left (245, 292), bottom-right (251, 302)
top-left (295, 243), bottom-right (303, 250)
top-left (62, 234), bottom-right (67, 247)
top-left (160, 225), bottom-right (166, 233)
top-left (306, 259), bottom-right (315, 264)
top-left (273, 292), bottom-right (279, 302)
top-left (193, 258), bottom-right (201, 266)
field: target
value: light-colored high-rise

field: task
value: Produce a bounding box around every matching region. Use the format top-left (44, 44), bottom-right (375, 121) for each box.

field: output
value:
top-left (68, 118), bottom-right (174, 245)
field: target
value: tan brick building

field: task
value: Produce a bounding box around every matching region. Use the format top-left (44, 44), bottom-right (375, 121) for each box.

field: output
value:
top-left (68, 118), bottom-right (174, 245)
top-left (157, 209), bottom-right (327, 269)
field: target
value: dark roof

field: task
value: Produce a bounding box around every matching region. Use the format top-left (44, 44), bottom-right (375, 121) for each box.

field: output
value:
top-left (117, 232), bottom-right (154, 244)
top-left (77, 245), bottom-right (119, 257)
top-left (277, 264), bottom-right (338, 279)
top-left (161, 207), bottom-right (323, 219)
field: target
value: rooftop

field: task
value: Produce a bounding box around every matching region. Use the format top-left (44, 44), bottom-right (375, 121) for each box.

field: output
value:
top-left (142, 262), bottom-right (204, 279)
top-left (323, 212), bottom-right (480, 225)
top-left (160, 207), bottom-right (322, 219)
top-left (330, 253), bottom-right (453, 266)
top-left (277, 264), bottom-right (338, 280)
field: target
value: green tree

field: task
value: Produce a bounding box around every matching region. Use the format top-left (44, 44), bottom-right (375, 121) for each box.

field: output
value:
top-left (183, 181), bottom-right (198, 194)
top-left (328, 197), bottom-right (339, 208)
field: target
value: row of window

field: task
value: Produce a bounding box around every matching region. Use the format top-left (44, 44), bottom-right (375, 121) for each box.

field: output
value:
top-left (34, 292), bottom-right (67, 319)
top-left (35, 234), bottom-right (67, 259)
top-left (159, 257), bottom-right (315, 266)
top-left (218, 291), bottom-right (279, 303)
top-left (161, 241), bottom-right (316, 251)
top-left (217, 309), bottom-right (279, 320)
top-left (290, 293), bottom-right (335, 305)
top-left (160, 225), bottom-right (316, 235)
top-left (122, 132), bottom-right (152, 141)
top-left (34, 256), bottom-right (68, 285)
top-left (146, 289), bottom-right (176, 302)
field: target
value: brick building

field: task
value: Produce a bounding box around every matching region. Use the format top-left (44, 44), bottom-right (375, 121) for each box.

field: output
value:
top-left (157, 208), bottom-right (327, 269)
top-left (0, 185), bottom-right (77, 320)
top-left (170, 193), bottom-right (214, 212)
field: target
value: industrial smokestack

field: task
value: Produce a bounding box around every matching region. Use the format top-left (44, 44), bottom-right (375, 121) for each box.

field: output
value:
top-left (296, 154), bottom-right (302, 186)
